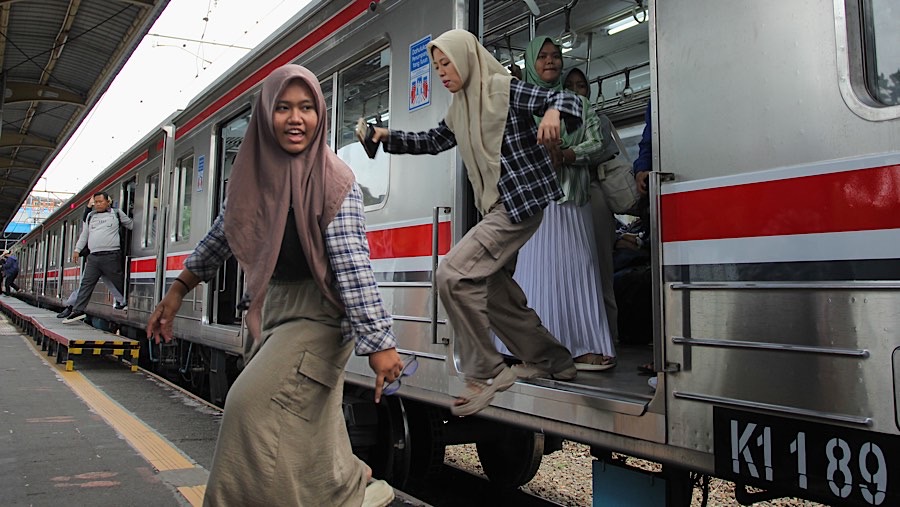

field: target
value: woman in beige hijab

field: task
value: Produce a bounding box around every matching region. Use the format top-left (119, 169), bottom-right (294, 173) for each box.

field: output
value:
top-left (372, 29), bottom-right (584, 416)
top-left (147, 64), bottom-right (400, 507)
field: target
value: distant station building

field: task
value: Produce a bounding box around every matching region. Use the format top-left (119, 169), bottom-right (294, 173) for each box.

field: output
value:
top-left (1, 193), bottom-right (71, 250)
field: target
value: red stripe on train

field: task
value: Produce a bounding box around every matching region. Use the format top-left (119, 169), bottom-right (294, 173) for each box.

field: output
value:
top-left (127, 222), bottom-right (451, 273)
top-left (367, 222), bottom-right (451, 259)
top-left (661, 164), bottom-right (900, 243)
top-left (131, 258), bottom-right (156, 273)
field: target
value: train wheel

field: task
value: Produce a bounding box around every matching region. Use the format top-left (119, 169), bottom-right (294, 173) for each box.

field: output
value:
top-left (476, 428), bottom-right (544, 488)
top-left (405, 402), bottom-right (446, 487)
top-left (373, 395), bottom-right (412, 487)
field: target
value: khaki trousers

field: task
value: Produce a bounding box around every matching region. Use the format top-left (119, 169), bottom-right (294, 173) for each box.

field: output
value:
top-left (436, 203), bottom-right (574, 379)
top-left (590, 181), bottom-right (619, 341)
top-left (204, 280), bottom-right (366, 507)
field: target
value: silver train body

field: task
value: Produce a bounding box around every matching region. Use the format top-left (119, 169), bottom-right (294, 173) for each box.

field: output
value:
top-left (13, 1), bottom-right (900, 504)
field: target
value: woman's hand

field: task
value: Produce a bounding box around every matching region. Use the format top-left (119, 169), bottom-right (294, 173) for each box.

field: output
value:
top-left (537, 109), bottom-right (561, 145)
top-left (371, 127), bottom-right (390, 143)
top-left (368, 347), bottom-right (403, 403)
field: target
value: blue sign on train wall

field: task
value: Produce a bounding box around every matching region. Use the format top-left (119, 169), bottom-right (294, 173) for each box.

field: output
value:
top-left (409, 35), bottom-right (431, 112)
top-left (197, 155), bottom-right (205, 192)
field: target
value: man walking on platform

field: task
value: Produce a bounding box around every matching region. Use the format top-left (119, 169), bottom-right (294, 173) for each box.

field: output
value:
top-left (63, 191), bottom-right (133, 323)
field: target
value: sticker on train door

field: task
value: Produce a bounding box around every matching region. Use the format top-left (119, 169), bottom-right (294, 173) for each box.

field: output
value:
top-left (197, 155), bottom-right (204, 192)
top-left (409, 35), bottom-right (431, 112)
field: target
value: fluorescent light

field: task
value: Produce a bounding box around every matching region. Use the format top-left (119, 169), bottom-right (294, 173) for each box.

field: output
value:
top-left (606, 10), bottom-right (647, 35)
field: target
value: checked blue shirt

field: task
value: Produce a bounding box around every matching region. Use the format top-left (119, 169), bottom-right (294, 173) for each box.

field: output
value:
top-left (184, 183), bottom-right (396, 356)
top-left (382, 78), bottom-right (583, 224)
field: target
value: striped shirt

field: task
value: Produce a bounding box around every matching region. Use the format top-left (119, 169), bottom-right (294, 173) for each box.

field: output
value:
top-left (382, 79), bottom-right (583, 224)
top-left (184, 183), bottom-right (396, 356)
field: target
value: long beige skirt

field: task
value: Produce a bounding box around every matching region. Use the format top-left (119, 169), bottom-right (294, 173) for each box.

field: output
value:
top-left (204, 279), bottom-right (367, 506)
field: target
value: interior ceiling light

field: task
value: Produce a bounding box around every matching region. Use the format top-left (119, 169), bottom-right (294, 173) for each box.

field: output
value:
top-left (606, 8), bottom-right (648, 35)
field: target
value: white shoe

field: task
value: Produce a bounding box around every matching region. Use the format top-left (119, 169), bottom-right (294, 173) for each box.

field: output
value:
top-left (362, 480), bottom-right (394, 507)
top-left (648, 377), bottom-right (658, 391)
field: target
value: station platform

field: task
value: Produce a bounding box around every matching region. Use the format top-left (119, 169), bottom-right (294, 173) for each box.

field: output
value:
top-left (0, 295), bottom-right (427, 507)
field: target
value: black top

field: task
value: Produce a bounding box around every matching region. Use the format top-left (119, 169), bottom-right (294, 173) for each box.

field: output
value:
top-left (272, 207), bottom-right (312, 281)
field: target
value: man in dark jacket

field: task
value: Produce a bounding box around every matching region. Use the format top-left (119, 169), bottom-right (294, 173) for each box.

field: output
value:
top-left (2, 251), bottom-right (21, 294)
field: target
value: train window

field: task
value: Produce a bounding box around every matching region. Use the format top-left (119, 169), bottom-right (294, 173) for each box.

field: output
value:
top-left (336, 48), bottom-right (390, 209)
top-left (145, 173), bottom-right (160, 248)
top-left (217, 110), bottom-right (250, 214)
top-left (174, 155), bottom-right (193, 241)
top-left (862, 0), bottom-right (899, 106)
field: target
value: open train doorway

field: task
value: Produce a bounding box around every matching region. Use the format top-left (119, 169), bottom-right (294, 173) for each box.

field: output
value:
top-left (210, 110), bottom-right (250, 326)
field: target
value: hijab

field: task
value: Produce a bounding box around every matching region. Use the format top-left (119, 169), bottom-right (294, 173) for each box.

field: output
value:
top-left (224, 64), bottom-right (355, 342)
top-left (428, 30), bottom-right (512, 214)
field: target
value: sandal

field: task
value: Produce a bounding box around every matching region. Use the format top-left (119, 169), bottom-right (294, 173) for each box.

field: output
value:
top-left (637, 362), bottom-right (655, 375)
top-left (574, 354), bottom-right (617, 371)
top-left (450, 366), bottom-right (517, 417)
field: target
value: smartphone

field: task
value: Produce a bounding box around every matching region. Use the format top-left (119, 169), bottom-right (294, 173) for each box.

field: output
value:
top-left (355, 118), bottom-right (379, 159)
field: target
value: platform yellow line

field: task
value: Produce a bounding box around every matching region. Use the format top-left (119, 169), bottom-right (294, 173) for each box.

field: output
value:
top-left (60, 368), bottom-right (195, 471)
top-left (16, 333), bottom-right (207, 507)
top-left (177, 485), bottom-right (206, 507)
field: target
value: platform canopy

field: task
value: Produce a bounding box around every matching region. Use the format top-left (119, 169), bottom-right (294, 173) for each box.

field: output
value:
top-left (0, 0), bottom-right (169, 231)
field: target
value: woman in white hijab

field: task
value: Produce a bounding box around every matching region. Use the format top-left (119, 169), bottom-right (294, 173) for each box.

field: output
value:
top-left (372, 30), bottom-right (584, 416)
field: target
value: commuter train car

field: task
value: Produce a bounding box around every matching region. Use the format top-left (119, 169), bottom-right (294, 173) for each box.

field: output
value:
top-left (12, 1), bottom-right (900, 505)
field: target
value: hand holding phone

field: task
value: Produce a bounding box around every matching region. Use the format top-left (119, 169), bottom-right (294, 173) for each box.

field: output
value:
top-left (356, 118), bottom-right (379, 159)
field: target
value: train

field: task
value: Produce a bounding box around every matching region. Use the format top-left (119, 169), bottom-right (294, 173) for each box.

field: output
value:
top-left (9, 1), bottom-right (900, 505)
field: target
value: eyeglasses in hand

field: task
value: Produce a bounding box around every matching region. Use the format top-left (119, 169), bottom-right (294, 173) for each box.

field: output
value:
top-left (383, 355), bottom-right (418, 396)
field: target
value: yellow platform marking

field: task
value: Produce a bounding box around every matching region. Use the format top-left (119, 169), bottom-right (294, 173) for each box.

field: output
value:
top-left (177, 485), bottom-right (206, 507)
top-left (16, 333), bottom-right (207, 507)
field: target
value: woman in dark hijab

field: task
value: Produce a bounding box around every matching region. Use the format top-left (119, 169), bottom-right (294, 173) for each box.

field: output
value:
top-left (147, 64), bottom-right (400, 507)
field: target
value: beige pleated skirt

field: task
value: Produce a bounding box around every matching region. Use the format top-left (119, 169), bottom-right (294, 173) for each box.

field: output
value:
top-left (204, 279), bottom-right (367, 507)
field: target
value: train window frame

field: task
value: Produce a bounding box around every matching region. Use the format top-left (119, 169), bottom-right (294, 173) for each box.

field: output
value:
top-left (144, 172), bottom-right (161, 248)
top-left (834, 0), bottom-right (900, 120)
top-left (173, 153), bottom-right (194, 242)
top-left (334, 45), bottom-right (391, 211)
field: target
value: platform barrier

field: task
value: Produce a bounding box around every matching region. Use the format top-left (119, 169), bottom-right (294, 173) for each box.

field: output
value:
top-left (0, 296), bottom-right (139, 371)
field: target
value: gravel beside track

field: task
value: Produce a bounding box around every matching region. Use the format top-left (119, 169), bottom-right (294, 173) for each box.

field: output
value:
top-left (444, 442), bottom-right (830, 506)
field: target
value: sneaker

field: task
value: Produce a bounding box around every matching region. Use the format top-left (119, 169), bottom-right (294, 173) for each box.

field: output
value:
top-left (62, 311), bottom-right (86, 324)
top-left (56, 306), bottom-right (73, 319)
top-left (451, 366), bottom-right (518, 417)
top-left (362, 479), bottom-right (394, 507)
top-left (511, 362), bottom-right (577, 381)
top-left (113, 302), bottom-right (127, 310)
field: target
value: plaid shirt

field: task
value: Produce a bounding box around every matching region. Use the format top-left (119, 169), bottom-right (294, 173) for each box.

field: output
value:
top-left (184, 183), bottom-right (396, 355)
top-left (383, 79), bottom-right (582, 223)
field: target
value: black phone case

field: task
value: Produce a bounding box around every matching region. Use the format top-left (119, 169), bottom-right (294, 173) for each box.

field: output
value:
top-left (356, 122), bottom-right (379, 159)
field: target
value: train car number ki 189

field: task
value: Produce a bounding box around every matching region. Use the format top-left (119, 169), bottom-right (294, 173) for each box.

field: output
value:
top-left (713, 407), bottom-right (900, 506)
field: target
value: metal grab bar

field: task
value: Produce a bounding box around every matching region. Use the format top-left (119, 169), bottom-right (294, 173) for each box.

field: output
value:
top-left (431, 206), bottom-right (450, 345)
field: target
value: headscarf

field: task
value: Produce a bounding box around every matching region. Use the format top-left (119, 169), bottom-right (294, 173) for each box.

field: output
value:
top-left (428, 30), bottom-right (512, 214)
top-left (224, 64), bottom-right (355, 342)
top-left (525, 36), bottom-right (591, 205)
top-left (564, 67), bottom-right (591, 100)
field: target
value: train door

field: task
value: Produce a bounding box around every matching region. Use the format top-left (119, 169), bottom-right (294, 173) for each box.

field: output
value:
top-left (119, 178), bottom-right (136, 302)
top-left (210, 111), bottom-right (250, 325)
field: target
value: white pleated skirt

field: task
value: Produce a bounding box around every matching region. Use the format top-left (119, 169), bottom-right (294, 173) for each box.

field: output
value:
top-left (495, 199), bottom-right (615, 358)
